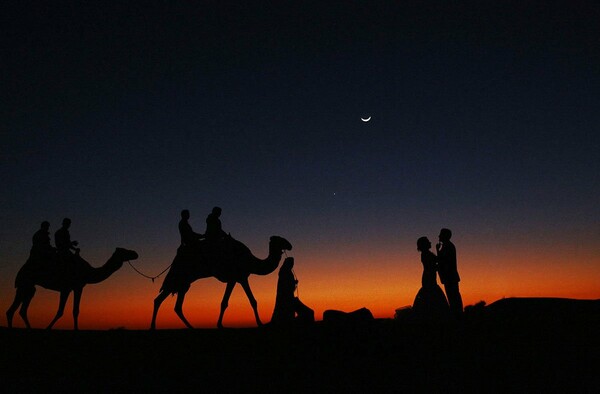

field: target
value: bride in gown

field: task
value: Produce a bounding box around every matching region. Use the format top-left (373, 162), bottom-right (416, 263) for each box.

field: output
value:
top-left (413, 237), bottom-right (449, 317)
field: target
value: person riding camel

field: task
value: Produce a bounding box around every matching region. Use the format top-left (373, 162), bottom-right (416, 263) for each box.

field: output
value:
top-left (200, 206), bottom-right (230, 262)
top-left (178, 209), bottom-right (203, 249)
top-left (31, 221), bottom-right (55, 261)
top-left (204, 206), bottom-right (228, 241)
top-left (55, 218), bottom-right (80, 264)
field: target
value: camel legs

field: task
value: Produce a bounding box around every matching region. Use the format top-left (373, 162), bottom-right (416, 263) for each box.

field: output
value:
top-left (19, 287), bottom-right (36, 329)
top-left (47, 290), bottom-right (70, 330)
top-left (150, 290), bottom-right (169, 330)
top-left (150, 287), bottom-right (194, 330)
top-left (73, 288), bottom-right (82, 330)
top-left (217, 282), bottom-right (236, 329)
top-left (240, 279), bottom-right (262, 327)
top-left (6, 289), bottom-right (23, 329)
top-left (150, 288), bottom-right (194, 329)
top-left (6, 286), bottom-right (36, 329)
top-left (174, 288), bottom-right (194, 329)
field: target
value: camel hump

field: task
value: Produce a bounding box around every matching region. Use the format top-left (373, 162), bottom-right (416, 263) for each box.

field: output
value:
top-left (15, 253), bottom-right (70, 288)
top-left (176, 236), bottom-right (249, 259)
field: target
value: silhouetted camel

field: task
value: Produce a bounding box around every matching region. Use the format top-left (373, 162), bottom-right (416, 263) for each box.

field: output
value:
top-left (6, 248), bottom-right (139, 330)
top-left (150, 235), bottom-right (292, 329)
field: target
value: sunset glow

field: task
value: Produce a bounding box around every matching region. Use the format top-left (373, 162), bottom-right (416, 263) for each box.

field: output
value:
top-left (2, 240), bottom-right (598, 330)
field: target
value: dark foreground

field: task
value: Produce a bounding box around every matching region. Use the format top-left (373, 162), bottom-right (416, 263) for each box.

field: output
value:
top-left (1, 298), bottom-right (599, 393)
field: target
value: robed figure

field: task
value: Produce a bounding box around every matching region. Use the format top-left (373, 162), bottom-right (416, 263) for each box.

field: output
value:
top-left (270, 257), bottom-right (314, 325)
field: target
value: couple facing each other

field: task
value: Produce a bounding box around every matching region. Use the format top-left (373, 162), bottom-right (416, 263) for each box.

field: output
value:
top-left (413, 228), bottom-right (463, 319)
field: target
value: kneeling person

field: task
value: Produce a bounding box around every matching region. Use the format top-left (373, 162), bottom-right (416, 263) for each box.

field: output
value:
top-left (271, 257), bottom-right (314, 325)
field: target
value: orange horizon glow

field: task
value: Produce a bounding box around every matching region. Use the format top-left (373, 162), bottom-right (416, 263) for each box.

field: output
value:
top-left (2, 244), bottom-right (599, 330)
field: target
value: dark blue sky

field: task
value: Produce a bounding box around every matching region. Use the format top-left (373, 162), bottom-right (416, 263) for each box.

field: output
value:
top-left (2, 1), bottom-right (599, 292)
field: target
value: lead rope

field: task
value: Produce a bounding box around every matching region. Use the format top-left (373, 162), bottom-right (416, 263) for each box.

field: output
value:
top-left (126, 260), bottom-right (172, 283)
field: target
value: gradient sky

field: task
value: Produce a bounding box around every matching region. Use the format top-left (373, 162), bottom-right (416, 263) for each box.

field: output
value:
top-left (2, 1), bottom-right (599, 329)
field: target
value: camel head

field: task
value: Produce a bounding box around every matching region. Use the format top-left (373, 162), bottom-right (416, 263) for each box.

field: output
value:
top-left (269, 236), bottom-right (292, 254)
top-left (248, 236), bottom-right (293, 276)
top-left (84, 248), bottom-right (139, 285)
top-left (114, 248), bottom-right (139, 261)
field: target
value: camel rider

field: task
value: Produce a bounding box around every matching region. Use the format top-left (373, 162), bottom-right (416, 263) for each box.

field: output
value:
top-left (55, 218), bottom-right (80, 264)
top-left (179, 209), bottom-right (203, 249)
top-left (31, 221), bottom-right (55, 260)
top-left (205, 206), bottom-right (228, 241)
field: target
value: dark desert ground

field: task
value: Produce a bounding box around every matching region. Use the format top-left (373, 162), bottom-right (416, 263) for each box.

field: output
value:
top-left (2, 298), bottom-right (598, 393)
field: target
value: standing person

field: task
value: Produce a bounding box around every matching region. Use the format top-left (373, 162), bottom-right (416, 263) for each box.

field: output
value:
top-left (204, 206), bottom-right (227, 241)
top-left (55, 218), bottom-right (80, 261)
top-left (270, 257), bottom-right (314, 325)
top-left (178, 209), bottom-right (203, 248)
top-left (436, 228), bottom-right (463, 318)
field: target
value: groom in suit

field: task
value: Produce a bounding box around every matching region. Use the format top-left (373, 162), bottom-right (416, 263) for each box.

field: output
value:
top-left (436, 228), bottom-right (463, 318)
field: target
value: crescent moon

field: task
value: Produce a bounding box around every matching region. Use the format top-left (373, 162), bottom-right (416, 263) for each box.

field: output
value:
top-left (361, 116), bottom-right (371, 122)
